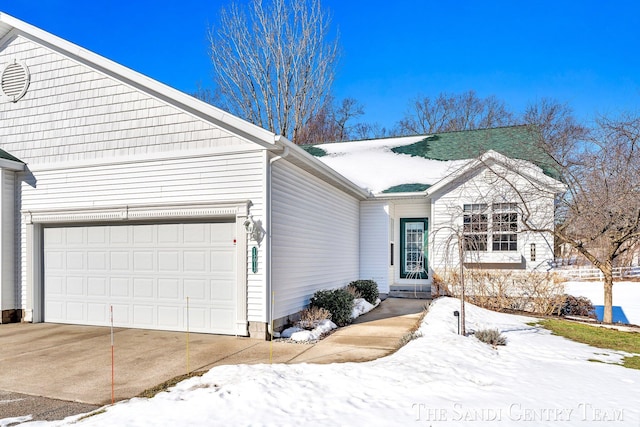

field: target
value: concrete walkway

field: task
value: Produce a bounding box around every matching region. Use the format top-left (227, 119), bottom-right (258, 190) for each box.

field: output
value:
top-left (0, 297), bottom-right (428, 421)
top-left (288, 297), bottom-right (428, 363)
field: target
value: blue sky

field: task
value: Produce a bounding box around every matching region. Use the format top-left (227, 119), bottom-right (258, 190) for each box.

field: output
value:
top-left (2, 0), bottom-right (639, 130)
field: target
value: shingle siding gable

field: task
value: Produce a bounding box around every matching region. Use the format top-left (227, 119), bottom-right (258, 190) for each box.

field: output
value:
top-left (0, 35), bottom-right (251, 165)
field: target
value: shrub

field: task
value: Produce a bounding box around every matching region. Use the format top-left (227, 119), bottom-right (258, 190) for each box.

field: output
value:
top-left (349, 280), bottom-right (379, 305)
top-left (310, 288), bottom-right (355, 327)
top-left (297, 306), bottom-right (332, 330)
top-left (431, 272), bottom-right (452, 297)
top-left (344, 285), bottom-right (362, 300)
top-left (558, 294), bottom-right (596, 318)
top-left (438, 270), bottom-right (566, 315)
top-left (474, 328), bottom-right (507, 346)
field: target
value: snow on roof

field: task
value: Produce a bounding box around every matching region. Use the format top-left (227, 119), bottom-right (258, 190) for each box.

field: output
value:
top-left (314, 135), bottom-right (468, 194)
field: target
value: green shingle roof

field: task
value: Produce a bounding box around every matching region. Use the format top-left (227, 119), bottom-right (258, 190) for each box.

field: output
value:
top-left (391, 125), bottom-right (559, 178)
top-left (300, 145), bottom-right (328, 157)
top-left (381, 183), bottom-right (431, 193)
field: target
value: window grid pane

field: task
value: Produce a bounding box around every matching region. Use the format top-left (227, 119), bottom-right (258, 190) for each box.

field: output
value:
top-left (404, 223), bottom-right (425, 273)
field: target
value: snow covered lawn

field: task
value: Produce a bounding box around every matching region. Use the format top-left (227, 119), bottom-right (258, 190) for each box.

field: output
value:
top-left (24, 297), bottom-right (640, 426)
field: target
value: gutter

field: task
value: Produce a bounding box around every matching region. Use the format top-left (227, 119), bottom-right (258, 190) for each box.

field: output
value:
top-left (265, 137), bottom-right (290, 336)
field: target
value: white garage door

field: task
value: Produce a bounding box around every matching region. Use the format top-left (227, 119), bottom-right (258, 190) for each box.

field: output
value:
top-left (44, 222), bottom-right (237, 334)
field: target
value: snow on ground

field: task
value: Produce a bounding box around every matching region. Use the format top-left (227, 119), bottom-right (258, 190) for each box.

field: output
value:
top-left (565, 281), bottom-right (640, 325)
top-left (280, 319), bottom-right (337, 342)
top-left (314, 137), bottom-right (468, 194)
top-left (23, 297), bottom-right (640, 427)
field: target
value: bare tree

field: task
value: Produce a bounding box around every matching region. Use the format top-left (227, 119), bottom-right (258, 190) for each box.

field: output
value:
top-left (296, 97), bottom-right (365, 144)
top-left (504, 105), bottom-right (640, 324)
top-left (207, 0), bottom-right (339, 143)
top-left (395, 90), bottom-right (515, 135)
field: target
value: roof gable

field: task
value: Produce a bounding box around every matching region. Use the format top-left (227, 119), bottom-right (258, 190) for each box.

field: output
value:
top-left (0, 12), bottom-right (277, 154)
top-left (391, 126), bottom-right (559, 179)
top-left (426, 150), bottom-right (566, 197)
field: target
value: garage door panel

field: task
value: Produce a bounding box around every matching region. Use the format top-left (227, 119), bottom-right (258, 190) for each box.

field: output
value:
top-left (110, 278), bottom-right (130, 297)
top-left (211, 308), bottom-right (234, 330)
top-left (211, 250), bottom-right (234, 271)
top-left (87, 226), bottom-right (107, 244)
top-left (110, 252), bottom-right (129, 270)
top-left (87, 251), bottom-right (107, 270)
top-left (44, 223), bottom-right (237, 334)
top-left (158, 224), bottom-right (180, 243)
top-left (66, 277), bottom-right (84, 296)
top-left (185, 279), bottom-right (206, 300)
top-left (157, 306), bottom-right (180, 328)
top-left (158, 251), bottom-right (179, 272)
top-left (87, 303), bottom-right (108, 323)
top-left (109, 227), bottom-right (129, 244)
top-left (87, 277), bottom-right (107, 296)
top-left (184, 251), bottom-right (206, 272)
top-left (133, 305), bottom-right (154, 326)
top-left (66, 302), bottom-right (84, 321)
top-left (158, 278), bottom-right (180, 299)
top-left (133, 278), bottom-right (154, 298)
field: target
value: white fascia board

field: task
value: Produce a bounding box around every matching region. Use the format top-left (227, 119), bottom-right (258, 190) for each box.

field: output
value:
top-left (0, 158), bottom-right (24, 171)
top-left (426, 151), bottom-right (566, 197)
top-left (0, 13), bottom-right (278, 150)
top-left (274, 136), bottom-right (371, 200)
top-left (370, 192), bottom-right (428, 200)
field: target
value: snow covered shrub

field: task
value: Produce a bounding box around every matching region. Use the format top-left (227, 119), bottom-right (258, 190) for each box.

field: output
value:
top-left (474, 329), bottom-right (507, 347)
top-left (558, 295), bottom-right (596, 318)
top-left (297, 306), bottom-right (332, 330)
top-left (310, 288), bottom-right (355, 327)
top-left (349, 280), bottom-right (379, 305)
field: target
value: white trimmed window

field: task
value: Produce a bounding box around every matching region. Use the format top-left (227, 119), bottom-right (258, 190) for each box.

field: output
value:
top-left (492, 203), bottom-right (518, 251)
top-left (463, 204), bottom-right (488, 251)
top-left (464, 203), bottom-right (518, 252)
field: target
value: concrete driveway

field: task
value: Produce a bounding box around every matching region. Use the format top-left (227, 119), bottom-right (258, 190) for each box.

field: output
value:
top-left (0, 323), bottom-right (310, 406)
top-left (0, 298), bottom-right (427, 421)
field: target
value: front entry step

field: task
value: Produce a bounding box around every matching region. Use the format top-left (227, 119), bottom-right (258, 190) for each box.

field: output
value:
top-left (388, 287), bottom-right (432, 299)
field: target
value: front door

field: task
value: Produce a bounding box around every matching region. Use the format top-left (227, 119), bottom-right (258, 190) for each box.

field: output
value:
top-left (400, 218), bottom-right (428, 279)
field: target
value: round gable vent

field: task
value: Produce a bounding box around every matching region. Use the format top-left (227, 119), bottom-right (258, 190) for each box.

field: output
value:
top-left (1, 60), bottom-right (30, 102)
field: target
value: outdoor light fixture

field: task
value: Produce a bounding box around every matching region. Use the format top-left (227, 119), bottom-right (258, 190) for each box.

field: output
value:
top-left (453, 310), bottom-right (460, 335)
top-left (243, 215), bottom-right (264, 243)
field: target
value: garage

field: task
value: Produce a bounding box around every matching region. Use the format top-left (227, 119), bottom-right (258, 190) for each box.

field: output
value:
top-left (43, 222), bottom-right (237, 335)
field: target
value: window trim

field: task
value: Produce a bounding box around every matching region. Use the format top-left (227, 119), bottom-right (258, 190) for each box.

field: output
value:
top-left (400, 218), bottom-right (428, 279)
top-left (463, 202), bottom-right (519, 253)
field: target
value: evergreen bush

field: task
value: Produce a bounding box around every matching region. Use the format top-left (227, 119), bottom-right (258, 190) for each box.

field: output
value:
top-left (349, 279), bottom-right (379, 305)
top-left (310, 288), bottom-right (355, 327)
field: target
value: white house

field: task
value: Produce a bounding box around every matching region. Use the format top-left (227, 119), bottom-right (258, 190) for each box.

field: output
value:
top-left (0, 13), bottom-right (564, 338)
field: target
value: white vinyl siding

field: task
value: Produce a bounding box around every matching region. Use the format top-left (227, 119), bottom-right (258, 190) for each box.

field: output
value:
top-left (0, 35), bottom-right (252, 165)
top-left (271, 160), bottom-right (359, 319)
top-left (430, 166), bottom-right (556, 271)
top-left (359, 201), bottom-right (390, 293)
top-left (18, 151), bottom-right (267, 322)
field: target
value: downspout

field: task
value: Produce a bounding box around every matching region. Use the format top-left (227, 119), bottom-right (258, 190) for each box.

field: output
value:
top-left (266, 140), bottom-right (289, 337)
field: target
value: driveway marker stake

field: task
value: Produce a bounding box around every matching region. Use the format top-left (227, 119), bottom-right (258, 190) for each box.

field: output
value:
top-left (186, 296), bottom-right (190, 374)
top-left (110, 305), bottom-right (114, 405)
top-left (270, 292), bottom-right (275, 364)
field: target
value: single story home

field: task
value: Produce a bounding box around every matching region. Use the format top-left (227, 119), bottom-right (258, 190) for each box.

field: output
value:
top-left (0, 13), bottom-right (564, 338)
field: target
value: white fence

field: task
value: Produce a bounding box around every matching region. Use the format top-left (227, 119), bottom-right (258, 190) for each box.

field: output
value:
top-left (555, 266), bottom-right (640, 280)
